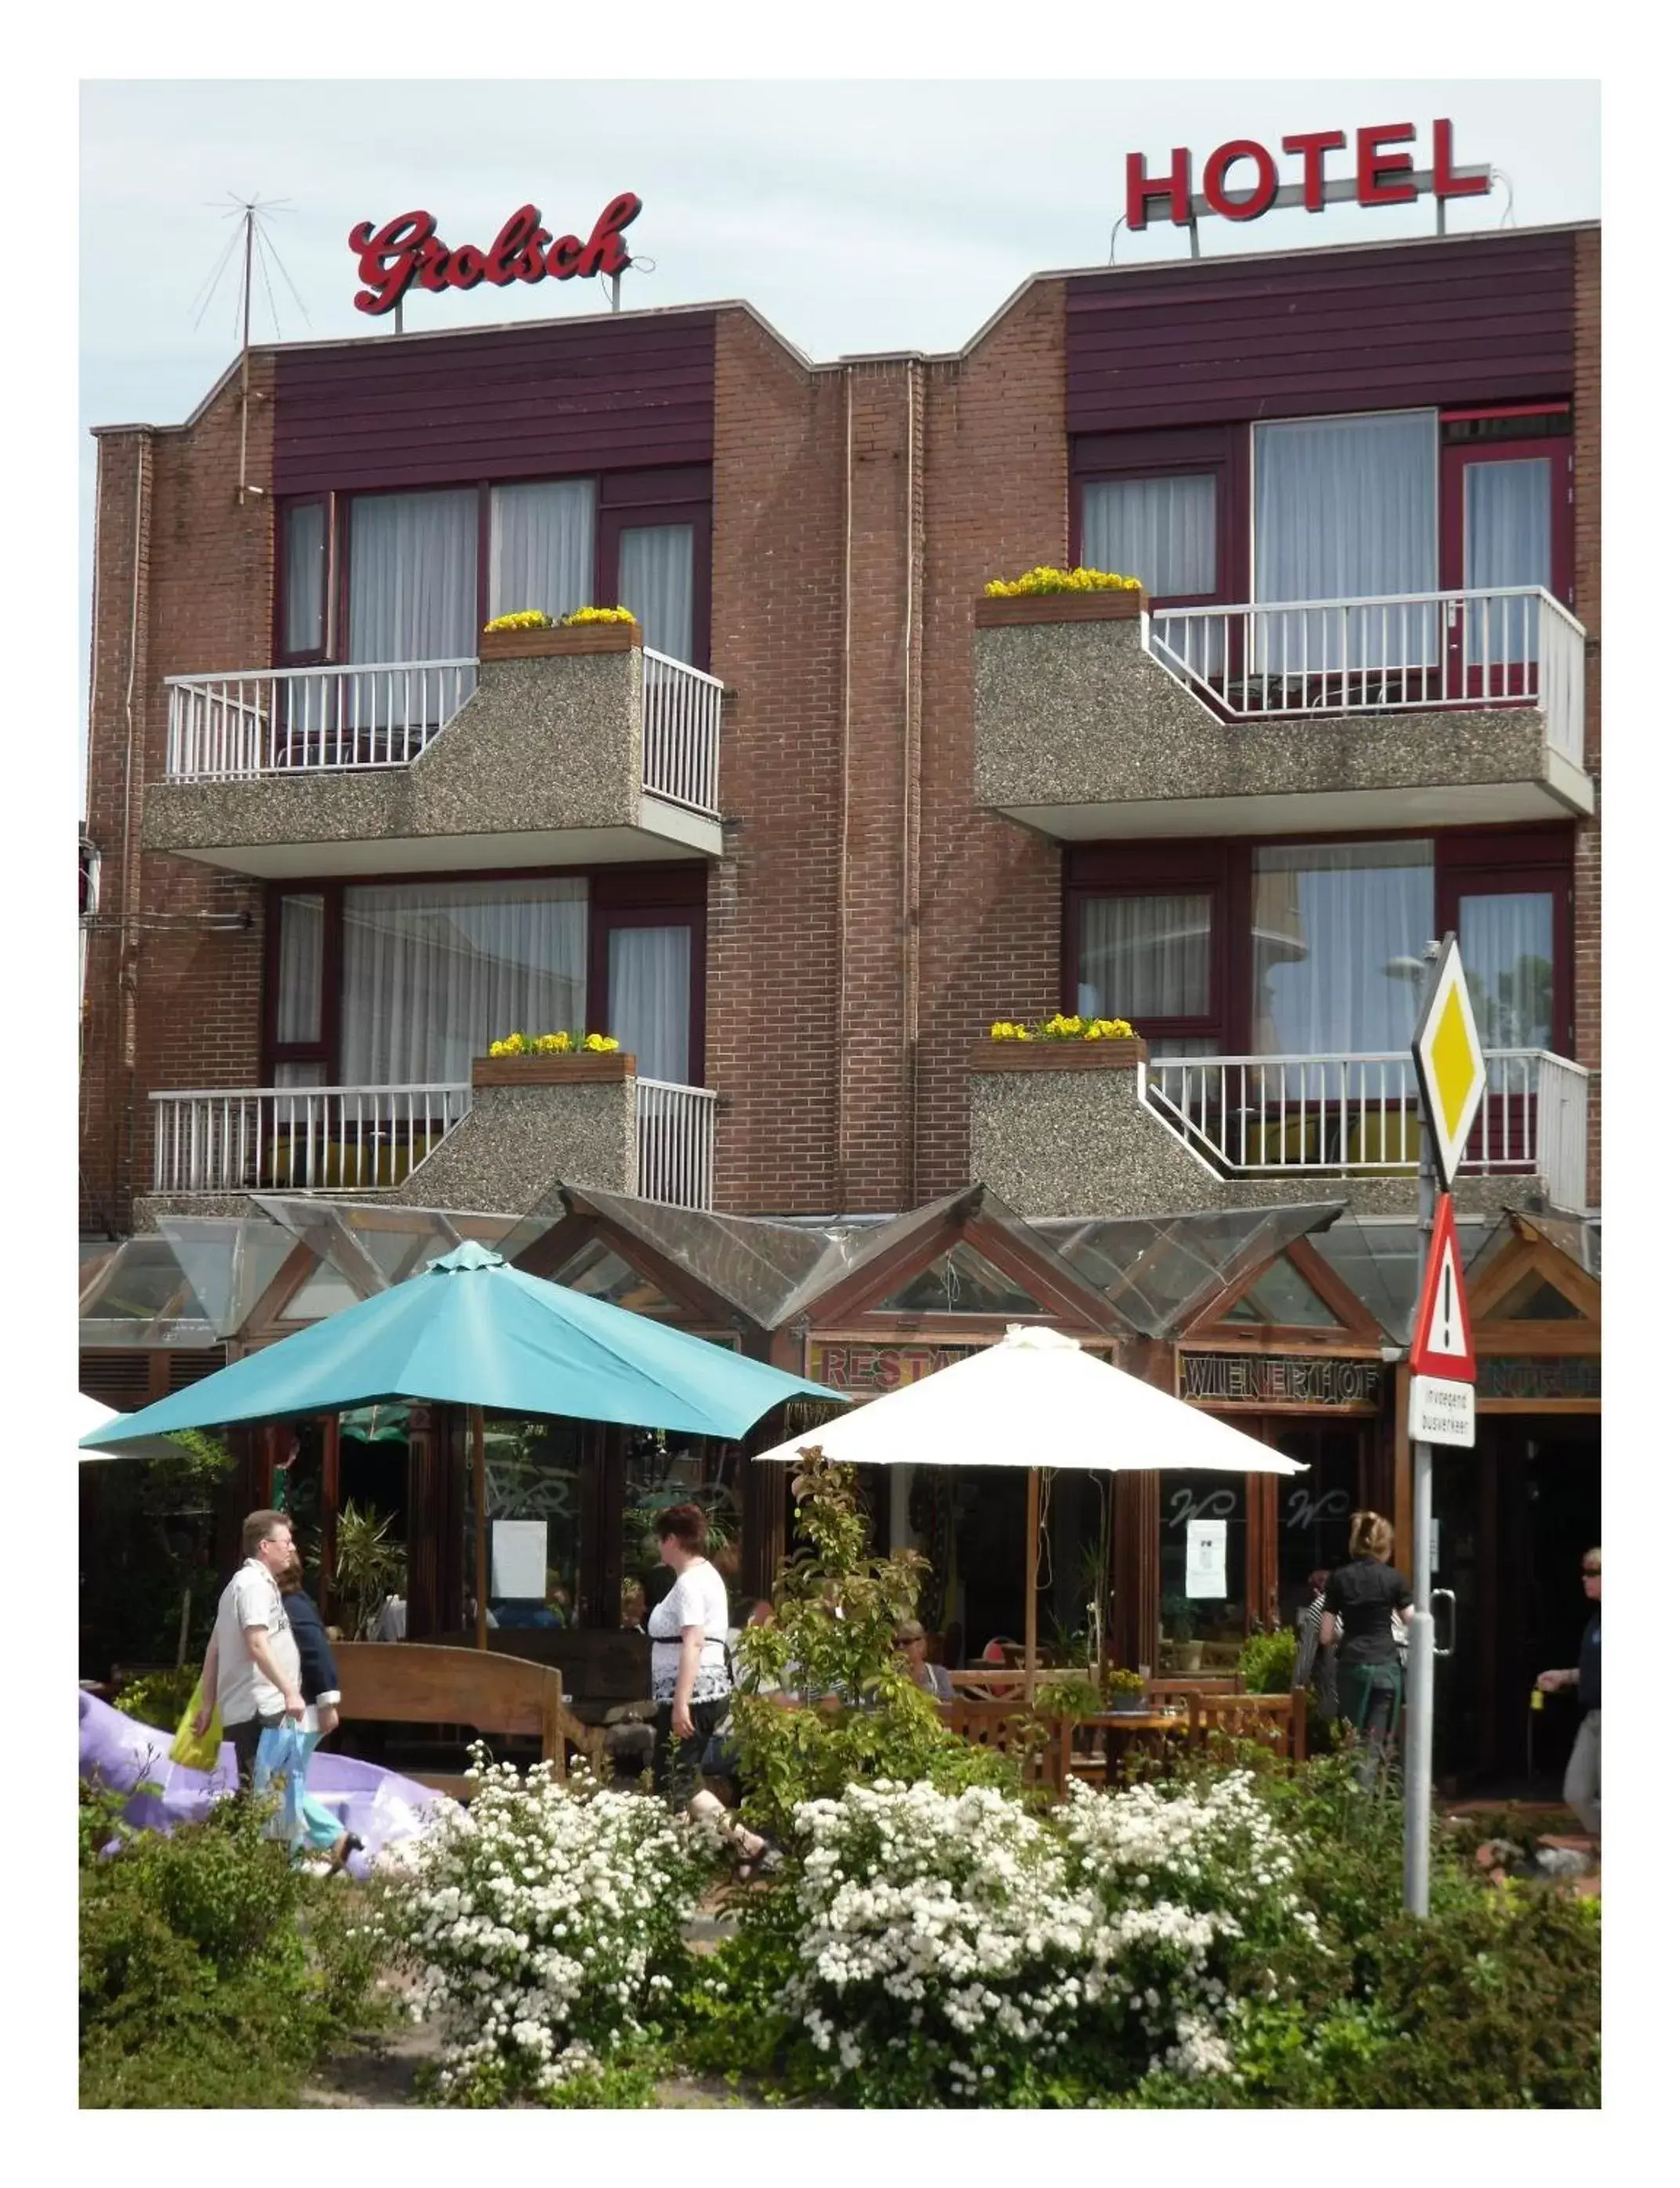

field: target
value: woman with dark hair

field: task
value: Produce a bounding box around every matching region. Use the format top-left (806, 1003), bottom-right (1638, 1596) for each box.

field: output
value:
top-left (645, 1505), bottom-right (770, 1874)
top-left (1321, 1512), bottom-right (1414, 1788)
top-left (1291, 1568), bottom-right (1339, 1721)
top-left (270, 1552), bottom-right (362, 1870)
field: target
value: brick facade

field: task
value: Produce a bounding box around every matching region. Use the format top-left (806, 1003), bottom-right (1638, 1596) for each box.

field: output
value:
top-left (81, 232), bottom-right (1602, 1233)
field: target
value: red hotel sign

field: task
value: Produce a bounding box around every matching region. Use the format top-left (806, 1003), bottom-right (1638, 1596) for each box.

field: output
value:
top-left (1125, 119), bottom-right (1488, 230)
top-left (347, 192), bottom-right (643, 316)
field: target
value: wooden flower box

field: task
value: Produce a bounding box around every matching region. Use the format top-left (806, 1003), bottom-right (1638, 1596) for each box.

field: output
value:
top-left (471, 1052), bottom-right (635, 1089)
top-left (973, 589), bottom-right (1148, 630)
top-left (968, 1037), bottom-right (1149, 1073)
top-left (479, 621), bottom-right (642, 662)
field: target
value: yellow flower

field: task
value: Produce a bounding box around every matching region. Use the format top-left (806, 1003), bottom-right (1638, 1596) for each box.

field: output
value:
top-left (983, 567), bottom-right (1142, 599)
top-left (562, 605), bottom-right (639, 627)
top-left (582, 1033), bottom-right (620, 1052)
top-left (483, 610), bottom-right (556, 632)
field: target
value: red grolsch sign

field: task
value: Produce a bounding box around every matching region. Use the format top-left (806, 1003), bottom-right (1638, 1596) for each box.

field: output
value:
top-left (1125, 120), bottom-right (1488, 230)
top-left (347, 192), bottom-right (643, 316)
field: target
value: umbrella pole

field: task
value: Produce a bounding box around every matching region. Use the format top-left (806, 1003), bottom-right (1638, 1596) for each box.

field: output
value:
top-left (1024, 1465), bottom-right (1039, 1706)
top-left (472, 1404), bottom-right (488, 1652)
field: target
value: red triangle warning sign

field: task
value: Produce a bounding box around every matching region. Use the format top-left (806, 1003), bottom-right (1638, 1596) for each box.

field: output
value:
top-left (1410, 1194), bottom-right (1476, 1382)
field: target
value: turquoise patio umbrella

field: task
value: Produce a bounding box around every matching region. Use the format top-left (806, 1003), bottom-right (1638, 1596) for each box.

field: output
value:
top-left (81, 1241), bottom-right (845, 1643)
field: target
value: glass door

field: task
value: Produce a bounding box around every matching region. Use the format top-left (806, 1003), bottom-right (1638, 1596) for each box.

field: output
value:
top-left (1440, 440), bottom-right (1572, 699)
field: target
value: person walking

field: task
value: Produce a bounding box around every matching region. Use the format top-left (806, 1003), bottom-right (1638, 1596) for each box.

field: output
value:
top-left (1538, 1545), bottom-right (1601, 1846)
top-left (193, 1509), bottom-right (305, 1787)
top-left (1321, 1512), bottom-right (1414, 1789)
top-left (646, 1503), bottom-right (772, 1875)
top-left (265, 1551), bottom-right (362, 1871)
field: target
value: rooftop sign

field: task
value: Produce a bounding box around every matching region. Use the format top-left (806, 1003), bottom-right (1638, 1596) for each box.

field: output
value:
top-left (1124, 120), bottom-right (1489, 234)
top-left (347, 193), bottom-right (643, 317)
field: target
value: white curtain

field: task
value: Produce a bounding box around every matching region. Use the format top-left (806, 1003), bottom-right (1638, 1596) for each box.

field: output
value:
top-left (1458, 890), bottom-right (1553, 1049)
top-left (347, 489), bottom-right (479, 665)
top-left (1251, 841), bottom-right (1433, 1055)
top-left (607, 925), bottom-right (692, 1084)
top-left (1077, 893), bottom-right (1211, 1020)
top-left (489, 480), bottom-right (596, 623)
top-left (341, 879), bottom-right (588, 1085)
top-left (1465, 458), bottom-right (1550, 667)
top-left (1253, 411), bottom-right (1437, 668)
top-left (617, 524), bottom-right (694, 661)
top-left (1083, 476), bottom-right (1216, 598)
top-left (282, 504), bottom-right (326, 654)
top-left (274, 893), bottom-right (324, 1045)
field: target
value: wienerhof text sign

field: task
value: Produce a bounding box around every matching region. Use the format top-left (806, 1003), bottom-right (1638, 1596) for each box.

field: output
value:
top-left (1124, 120), bottom-right (1488, 233)
top-left (348, 194), bottom-right (643, 317)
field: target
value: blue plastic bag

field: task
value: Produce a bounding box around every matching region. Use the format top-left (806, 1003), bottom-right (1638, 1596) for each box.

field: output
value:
top-left (253, 1720), bottom-right (350, 1858)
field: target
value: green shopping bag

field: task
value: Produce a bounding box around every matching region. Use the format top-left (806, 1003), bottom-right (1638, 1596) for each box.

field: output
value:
top-left (169, 1677), bottom-right (223, 1771)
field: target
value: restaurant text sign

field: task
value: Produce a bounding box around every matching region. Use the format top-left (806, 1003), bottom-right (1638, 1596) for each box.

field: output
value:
top-left (807, 1342), bottom-right (986, 1396)
top-left (1125, 120), bottom-right (1488, 232)
top-left (1178, 1351), bottom-right (1383, 1411)
top-left (348, 193), bottom-right (643, 317)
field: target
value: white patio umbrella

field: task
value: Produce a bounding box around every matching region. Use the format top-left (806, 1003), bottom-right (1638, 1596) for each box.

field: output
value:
top-left (753, 1325), bottom-right (1307, 1698)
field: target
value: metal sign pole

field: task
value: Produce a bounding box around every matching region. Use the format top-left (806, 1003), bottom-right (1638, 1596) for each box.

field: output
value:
top-left (1403, 1127), bottom-right (1437, 1918)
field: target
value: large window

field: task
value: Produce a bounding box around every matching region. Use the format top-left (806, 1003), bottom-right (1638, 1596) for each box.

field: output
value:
top-left (347, 489), bottom-right (480, 667)
top-left (1251, 840), bottom-right (1434, 1056)
top-left (487, 480), bottom-right (596, 626)
top-left (1082, 476), bottom-right (1217, 601)
top-left (1077, 891), bottom-right (1217, 1058)
top-left (269, 873), bottom-right (704, 1089)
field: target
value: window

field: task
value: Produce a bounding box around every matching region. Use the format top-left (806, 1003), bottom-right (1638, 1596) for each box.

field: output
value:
top-left (616, 524), bottom-right (696, 661)
top-left (281, 502), bottom-right (328, 658)
top-left (1457, 891), bottom-right (1555, 1050)
top-left (1253, 410), bottom-right (1437, 666)
top-left (1081, 476), bottom-right (1216, 600)
top-left (268, 873), bottom-right (704, 1089)
top-left (346, 488), bottom-right (480, 666)
top-left (488, 480), bottom-right (596, 624)
top-left (1251, 840), bottom-right (1434, 1056)
top-left (1077, 892), bottom-right (1218, 1057)
top-left (1160, 1473), bottom-right (1247, 1646)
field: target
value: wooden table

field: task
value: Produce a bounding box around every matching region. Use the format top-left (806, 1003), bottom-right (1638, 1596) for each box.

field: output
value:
top-left (1071, 1710), bottom-right (1188, 1787)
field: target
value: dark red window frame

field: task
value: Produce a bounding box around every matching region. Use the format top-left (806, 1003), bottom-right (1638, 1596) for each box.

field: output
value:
top-left (1070, 426), bottom-right (1245, 609)
top-left (261, 862), bottom-right (708, 1086)
top-left (1065, 824), bottom-right (1576, 1057)
top-left (273, 494), bottom-right (333, 666)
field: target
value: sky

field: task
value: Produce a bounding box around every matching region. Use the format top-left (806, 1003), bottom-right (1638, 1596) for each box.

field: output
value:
top-left (77, 76), bottom-right (1600, 736)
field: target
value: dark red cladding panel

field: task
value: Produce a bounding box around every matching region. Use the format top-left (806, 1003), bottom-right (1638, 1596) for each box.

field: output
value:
top-left (1066, 232), bottom-right (1577, 433)
top-left (273, 311), bottom-right (717, 494)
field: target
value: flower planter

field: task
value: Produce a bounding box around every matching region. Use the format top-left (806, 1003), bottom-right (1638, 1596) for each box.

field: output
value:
top-left (479, 621), bottom-right (641, 663)
top-left (471, 1052), bottom-right (635, 1089)
top-left (974, 589), bottom-right (1149, 630)
top-left (968, 1037), bottom-right (1149, 1074)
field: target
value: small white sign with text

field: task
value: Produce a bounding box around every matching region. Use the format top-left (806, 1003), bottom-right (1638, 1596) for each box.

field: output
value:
top-left (1409, 1374), bottom-right (1475, 1450)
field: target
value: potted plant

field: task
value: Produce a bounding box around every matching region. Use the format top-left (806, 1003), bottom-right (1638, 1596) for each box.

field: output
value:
top-left (1106, 1667), bottom-right (1150, 1715)
top-left (971, 1012), bottom-right (1148, 1073)
top-left (974, 566), bottom-right (1148, 630)
top-left (471, 1029), bottom-right (632, 1089)
top-left (1161, 1594), bottom-right (1203, 1674)
top-left (480, 605), bottom-right (642, 661)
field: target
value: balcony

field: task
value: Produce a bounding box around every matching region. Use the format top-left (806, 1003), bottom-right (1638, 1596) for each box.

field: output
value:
top-left (1145, 1049), bottom-right (1590, 1216)
top-left (973, 585), bottom-right (1592, 842)
top-left (143, 643), bottom-right (725, 878)
top-left (148, 1074), bottom-right (717, 1212)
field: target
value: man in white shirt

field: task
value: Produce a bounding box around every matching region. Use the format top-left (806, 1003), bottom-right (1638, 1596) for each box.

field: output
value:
top-left (194, 1509), bottom-right (306, 1785)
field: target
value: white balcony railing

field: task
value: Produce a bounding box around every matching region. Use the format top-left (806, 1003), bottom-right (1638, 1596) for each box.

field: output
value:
top-left (641, 649), bottom-right (724, 815)
top-left (164, 648), bottom-right (726, 817)
top-left (1144, 1048), bottom-right (1591, 1212)
top-left (1147, 586), bottom-right (1586, 766)
top-left (150, 1085), bottom-right (472, 1194)
top-left (165, 662), bottom-right (480, 779)
top-left (635, 1079), bottom-right (717, 1210)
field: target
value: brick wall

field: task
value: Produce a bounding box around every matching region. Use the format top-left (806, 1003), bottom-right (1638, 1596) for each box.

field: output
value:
top-left (81, 361), bottom-right (274, 1233)
top-left (1573, 226), bottom-right (1601, 1208)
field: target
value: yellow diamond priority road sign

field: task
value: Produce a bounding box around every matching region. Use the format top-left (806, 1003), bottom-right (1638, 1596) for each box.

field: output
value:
top-left (1411, 934), bottom-right (1486, 1188)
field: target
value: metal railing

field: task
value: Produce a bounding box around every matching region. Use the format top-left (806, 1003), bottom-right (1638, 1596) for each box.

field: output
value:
top-left (150, 1085), bottom-right (472, 1194)
top-left (635, 1079), bottom-right (717, 1210)
top-left (165, 661), bottom-right (480, 779)
top-left (641, 649), bottom-right (724, 815)
top-left (164, 646), bottom-right (726, 816)
top-left (1144, 1048), bottom-right (1591, 1207)
top-left (1147, 586), bottom-right (1586, 763)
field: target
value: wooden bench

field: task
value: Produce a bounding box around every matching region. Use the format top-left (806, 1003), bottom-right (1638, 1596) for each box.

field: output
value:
top-left (335, 1641), bottom-right (607, 1798)
top-left (1186, 1686), bottom-right (1309, 1765)
top-left (938, 1698), bottom-right (1073, 1796)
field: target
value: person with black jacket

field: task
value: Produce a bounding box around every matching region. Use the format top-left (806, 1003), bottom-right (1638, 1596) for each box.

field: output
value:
top-left (276, 1554), bottom-right (361, 1871)
top-left (1321, 1512), bottom-right (1414, 1788)
top-left (1538, 1546), bottom-right (1601, 1844)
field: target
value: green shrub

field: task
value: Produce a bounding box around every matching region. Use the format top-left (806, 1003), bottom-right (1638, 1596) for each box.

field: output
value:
top-left (78, 1784), bottom-right (389, 2108)
top-left (112, 1665), bottom-right (200, 1730)
top-left (1238, 1628), bottom-right (1298, 1694)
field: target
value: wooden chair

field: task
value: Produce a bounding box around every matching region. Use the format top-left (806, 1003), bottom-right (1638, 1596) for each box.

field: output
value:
top-left (1145, 1675), bottom-right (1241, 1705)
top-left (1186, 1686), bottom-right (1309, 1766)
top-left (938, 1698), bottom-right (1071, 1796)
top-left (335, 1640), bottom-right (606, 1798)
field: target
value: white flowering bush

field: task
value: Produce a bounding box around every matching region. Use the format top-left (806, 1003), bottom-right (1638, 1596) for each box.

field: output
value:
top-left (382, 1746), bottom-right (716, 2104)
top-left (772, 1770), bottom-right (1325, 2106)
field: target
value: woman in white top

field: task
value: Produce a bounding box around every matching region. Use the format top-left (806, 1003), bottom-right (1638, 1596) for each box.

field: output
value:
top-left (645, 1504), bottom-right (769, 1873)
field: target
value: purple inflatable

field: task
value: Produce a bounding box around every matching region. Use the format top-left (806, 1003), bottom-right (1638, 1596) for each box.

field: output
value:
top-left (78, 1690), bottom-right (453, 1876)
